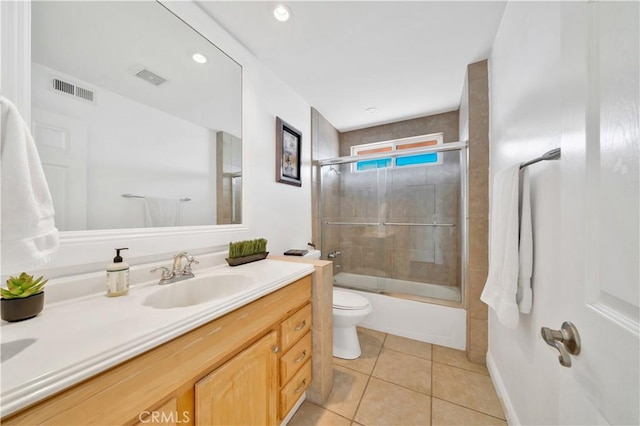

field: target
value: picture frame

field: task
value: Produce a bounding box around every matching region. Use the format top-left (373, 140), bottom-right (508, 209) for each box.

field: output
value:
top-left (275, 116), bottom-right (302, 187)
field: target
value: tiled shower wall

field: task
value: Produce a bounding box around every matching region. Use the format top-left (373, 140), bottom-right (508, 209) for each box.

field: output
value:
top-left (314, 111), bottom-right (461, 288)
top-left (462, 60), bottom-right (490, 364)
top-left (311, 108), bottom-right (340, 250)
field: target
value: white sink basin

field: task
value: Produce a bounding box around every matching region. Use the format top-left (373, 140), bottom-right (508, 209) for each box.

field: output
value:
top-left (142, 273), bottom-right (256, 309)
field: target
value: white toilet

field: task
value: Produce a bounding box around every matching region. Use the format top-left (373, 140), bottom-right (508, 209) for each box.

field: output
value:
top-left (301, 249), bottom-right (373, 360)
top-left (332, 289), bottom-right (373, 359)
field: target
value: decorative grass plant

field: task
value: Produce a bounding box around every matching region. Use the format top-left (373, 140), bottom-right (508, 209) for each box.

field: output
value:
top-left (228, 238), bottom-right (268, 259)
top-left (226, 238), bottom-right (268, 266)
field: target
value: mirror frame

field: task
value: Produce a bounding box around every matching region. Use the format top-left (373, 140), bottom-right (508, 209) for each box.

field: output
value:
top-left (1, 0), bottom-right (250, 274)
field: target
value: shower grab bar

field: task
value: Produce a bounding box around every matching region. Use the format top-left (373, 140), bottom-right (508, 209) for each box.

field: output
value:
top-left (520, 148), bottom-right (561, 169)
top-left (383, 222), bottom-right (456, 227)
top-left (122, 194), bottom-right (191, 202)
top-left (324, 221), bottom-right (379, 226)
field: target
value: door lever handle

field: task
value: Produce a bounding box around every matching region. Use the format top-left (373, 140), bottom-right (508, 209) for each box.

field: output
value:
top-left (541, 322), bottom-right (581, 367)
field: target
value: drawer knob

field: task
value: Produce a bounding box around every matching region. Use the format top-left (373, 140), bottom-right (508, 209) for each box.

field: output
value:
top-left (294, 320), bottom-right (307, 331)
top-left (272, 345), bottom-right (281, 354)
top-left (293, 350), bottom-right (307, 363)
top-left (294, 379), bottom-right (307, 394)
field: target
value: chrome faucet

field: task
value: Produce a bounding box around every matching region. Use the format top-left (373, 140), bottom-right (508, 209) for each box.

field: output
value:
top-left (151, 251), bottom-right (199, 285)
top-left (327, 251), bottom-right (341, 259)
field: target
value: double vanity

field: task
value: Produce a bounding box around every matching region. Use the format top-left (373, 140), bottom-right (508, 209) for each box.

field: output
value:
top-left (1, 259), bottom-right (319, 425)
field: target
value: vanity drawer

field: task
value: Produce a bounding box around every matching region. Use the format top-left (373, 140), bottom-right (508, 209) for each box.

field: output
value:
top-left (280, 359), bottom-right (312, 418)
top-left (280, 331), bottom-right (312, 385)
top-left (280, 303), bottom-right (311, 352)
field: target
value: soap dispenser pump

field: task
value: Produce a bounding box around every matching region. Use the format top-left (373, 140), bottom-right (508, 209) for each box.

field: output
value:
top-left (107, 248), bottom-right (130, 297)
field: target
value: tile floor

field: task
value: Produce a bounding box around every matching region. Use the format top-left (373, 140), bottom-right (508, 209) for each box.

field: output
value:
top-left (290, 327), bottom-right (506, 426)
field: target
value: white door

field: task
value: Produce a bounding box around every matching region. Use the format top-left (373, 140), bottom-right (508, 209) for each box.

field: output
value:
top-left (31, 108), bottom-right (87, 231)
top-left (557, 1), bottom-right (639, 425)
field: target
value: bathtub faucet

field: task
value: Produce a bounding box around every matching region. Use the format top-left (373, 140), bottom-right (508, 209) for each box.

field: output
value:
top-left (328, 251), bottom-right (341, 259)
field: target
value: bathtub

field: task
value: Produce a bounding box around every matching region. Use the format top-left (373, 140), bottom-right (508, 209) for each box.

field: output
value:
top-left (333, 272), bottom-right (466, 350)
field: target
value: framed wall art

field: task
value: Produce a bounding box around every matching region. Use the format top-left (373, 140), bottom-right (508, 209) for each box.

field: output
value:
top-left (275, 116), bottom-right (302, 187)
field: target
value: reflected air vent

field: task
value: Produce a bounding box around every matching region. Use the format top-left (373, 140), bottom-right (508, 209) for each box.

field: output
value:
top-left (135, 68), bottom-right (167, 86)
top-left (53, 78), bottom-right (74, 95)
top-left (75, 86), bottom-right (94, 102)
top-left (52, 78), bottom-right (95, 104)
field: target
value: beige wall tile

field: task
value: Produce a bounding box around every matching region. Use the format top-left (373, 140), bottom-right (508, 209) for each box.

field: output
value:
top-left (432, 363), bottom-right (504, 419)
top-left (289, 401), bottom-right (352, 426)
top-left (468, 218), bottom-right (489, 270)
top-left (432, 398), bottom-right (506, 426)
top-left (469, 318), bottom-right (488, 353)
top-left (433, 346), bottom-right (488, 375)
top-left (467, 268), bottom-right (489, 320)
top-left (354, 377), bottom-right (431, 426)
top-left (468, 60), bottom-right (488, 81)
top-left (372, 348), bottom-right (432, 394)
top-left (468, 349), bottom-right (487, 365)
top-left (468, 168), bottom-right (489, 220)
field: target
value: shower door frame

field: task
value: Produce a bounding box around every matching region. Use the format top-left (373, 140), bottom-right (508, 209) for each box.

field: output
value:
top-left (318, 140), bottom-right (469, 308)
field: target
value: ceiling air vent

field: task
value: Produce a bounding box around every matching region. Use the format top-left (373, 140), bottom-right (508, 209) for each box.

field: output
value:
top-left (52, 78), bottom-right (95, 104)
top-left (135, 68), bottom-right (167, 86)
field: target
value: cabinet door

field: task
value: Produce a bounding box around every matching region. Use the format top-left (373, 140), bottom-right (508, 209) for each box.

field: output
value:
top-left (195, 331), bottom-right (278, 426)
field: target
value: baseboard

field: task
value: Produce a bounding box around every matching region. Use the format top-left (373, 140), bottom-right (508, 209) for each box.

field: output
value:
top-left (486, 351), bottom-right (520, 425)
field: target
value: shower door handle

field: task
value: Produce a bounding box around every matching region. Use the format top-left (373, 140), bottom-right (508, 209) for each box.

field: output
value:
top-left (541, 322), bottom-right (581, 367)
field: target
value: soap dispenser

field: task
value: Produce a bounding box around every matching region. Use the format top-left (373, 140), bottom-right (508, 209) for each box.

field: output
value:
top-left (107, 248), bottom-right (129, 297)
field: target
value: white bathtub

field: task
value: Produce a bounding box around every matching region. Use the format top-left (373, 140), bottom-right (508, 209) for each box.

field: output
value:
top-left (334, 272), bottom-right (466, 350)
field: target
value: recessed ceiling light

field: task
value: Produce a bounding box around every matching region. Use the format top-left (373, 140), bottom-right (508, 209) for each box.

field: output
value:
top-left (192, 53), bottom-right (208, 64)
top-left (273, 4), bottom-right (291, 22)
top-left (365, 107), bottom-right (378, 114)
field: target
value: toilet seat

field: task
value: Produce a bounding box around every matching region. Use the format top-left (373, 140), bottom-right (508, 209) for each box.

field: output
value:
top-left (333, 289), bottom-right (370, 310)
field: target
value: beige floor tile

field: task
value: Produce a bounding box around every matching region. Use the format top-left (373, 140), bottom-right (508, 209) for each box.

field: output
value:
top-left (354, 377), bottom-right (431, 426)
top-left (372, 348), bottom-right (432, 394)
top-left (432, 363), bottom-right (504, 420)
top-left (432, 345), bottom-right (489, 375)
top-left (322, 365), bottom-right (370, 420)
top-left (432, 398), bottom-right (507, 426)
top-left (289, 401), bottom-right (352, 426)
top-left (334, 328), bottom-right (385, 375)
top-left (357, 327), bottom-right (387, 346)
top-left (383, 334), bottom-right (432, 360)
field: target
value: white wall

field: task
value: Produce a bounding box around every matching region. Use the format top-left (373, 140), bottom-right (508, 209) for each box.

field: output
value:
top-left (487, 2), bottom-right (564, 424)
top-left (1, 1), bottom-right (312, 278)
top-left (32, 63), bottom-right (216, 230)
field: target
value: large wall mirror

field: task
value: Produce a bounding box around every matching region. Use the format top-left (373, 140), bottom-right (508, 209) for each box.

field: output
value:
top-left (31, 1), bottom-right (242, 232)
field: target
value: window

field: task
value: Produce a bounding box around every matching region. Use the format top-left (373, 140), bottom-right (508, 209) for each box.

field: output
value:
top-left (350, 133), bottom-right (444, 171)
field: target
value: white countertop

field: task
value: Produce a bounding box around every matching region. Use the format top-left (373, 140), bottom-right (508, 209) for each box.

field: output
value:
top-left (0, 259), bottom-right (314, 417)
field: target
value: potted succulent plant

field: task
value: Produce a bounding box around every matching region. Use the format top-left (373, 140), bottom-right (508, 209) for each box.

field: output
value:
top-left (1, 272), bottom-right (47, 322)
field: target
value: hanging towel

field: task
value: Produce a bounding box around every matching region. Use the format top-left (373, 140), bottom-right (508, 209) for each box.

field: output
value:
top-left (481, 164), bottom-right (521, 328)
top-left (517, 168), bottom-right (533, 313)
top-left (144, 197), bottom-right (180, 227)
top-left (0, 96), bottom-right (59, 272)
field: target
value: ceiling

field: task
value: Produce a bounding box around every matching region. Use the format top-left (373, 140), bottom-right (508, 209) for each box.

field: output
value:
top-left (196, 1), bottom-right (507, 132)
top-left (31, 1), bottom-right (242, 137)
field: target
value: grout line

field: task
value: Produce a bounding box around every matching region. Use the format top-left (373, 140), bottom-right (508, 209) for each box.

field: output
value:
top-left (431, 397), bottom-right (507, 422)
top-left (431, 359), bottom-right (490, 377)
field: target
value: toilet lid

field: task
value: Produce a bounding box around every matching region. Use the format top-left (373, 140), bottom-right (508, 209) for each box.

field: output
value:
top-left (333, 290), bottom-right (370, 310)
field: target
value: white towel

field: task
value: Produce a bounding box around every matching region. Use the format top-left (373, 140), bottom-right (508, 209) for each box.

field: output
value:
top-left (517, 168), bottom-right (533, 313)
top-left (1, 96), bottom-right (59, 273)
top-left (144, 197), bottom-right (179, 227)
top-left (481, 164), bottom-right (521, 328)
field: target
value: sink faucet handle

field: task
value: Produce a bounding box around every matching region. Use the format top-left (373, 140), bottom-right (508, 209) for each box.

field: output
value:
top-left (151, 266), bottom-right (172, 280)
top-left (183, 257), bottom-right (199, 274)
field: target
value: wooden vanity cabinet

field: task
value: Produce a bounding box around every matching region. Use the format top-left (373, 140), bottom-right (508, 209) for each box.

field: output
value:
top-left (2, 275), bottom-right (312, 426)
